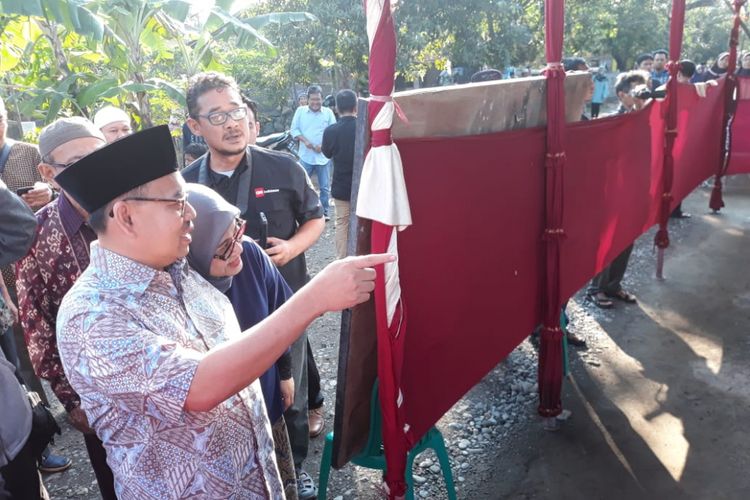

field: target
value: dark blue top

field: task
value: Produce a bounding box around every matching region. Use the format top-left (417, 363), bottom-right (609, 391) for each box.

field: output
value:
top-left (225, 237), bottom-right (293, 423)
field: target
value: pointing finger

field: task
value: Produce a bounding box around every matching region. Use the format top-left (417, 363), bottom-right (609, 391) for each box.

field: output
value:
top-left (349, 253), bottom-right (396, 269)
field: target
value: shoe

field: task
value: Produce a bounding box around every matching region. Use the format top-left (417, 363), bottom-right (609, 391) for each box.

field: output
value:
top-left (39, 453), bottom-right (72, 473)
top-left (670, 211), bottom-right (691, 219)
top-left (324, 213), bottom-right (330, 221)
top-left (296, 470), bottom-right (318, 500)
top-left (309, 406), bottom-right (325, 438)
top-left (587, 292), bottom-right (613, 309)
top-left (566, 332), bottom-right (587, 348)
top-left (605, 289), bottom-right (637, 303)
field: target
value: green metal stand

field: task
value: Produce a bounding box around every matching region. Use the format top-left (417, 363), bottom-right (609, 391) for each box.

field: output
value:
top-left (318, 381), bottom-right (456, 500)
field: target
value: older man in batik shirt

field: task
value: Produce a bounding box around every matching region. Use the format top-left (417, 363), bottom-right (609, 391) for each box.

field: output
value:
top-left (15, 117), bottom-right (116, 498)
top-left (54, 126), bottom-right (389, 499)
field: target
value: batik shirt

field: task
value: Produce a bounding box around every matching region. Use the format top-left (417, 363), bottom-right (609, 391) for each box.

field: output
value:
top-left (57, 244), bottom-right (283, 500)
top-left (16, 194), bottom-right (96, 411)
top-left (1, 140), bottom-right (42, 289)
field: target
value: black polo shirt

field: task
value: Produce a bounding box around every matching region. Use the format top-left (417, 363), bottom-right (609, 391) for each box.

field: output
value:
top-left (183, 146), bottom-right (323, 291)
top-left (321, 115), bottom-right (356, 201)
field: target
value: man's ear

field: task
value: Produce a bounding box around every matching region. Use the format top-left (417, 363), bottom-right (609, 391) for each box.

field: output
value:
top-left (37, 163), bottom-right (62, 190)
top-left (186, 116), bottom-right (202, 137)
top-left (37, 162), bottom-right (55, 183)
top-left (255, 121), bottom-right (261, 136)
top-left (109, 200), bottom-right (138, 238)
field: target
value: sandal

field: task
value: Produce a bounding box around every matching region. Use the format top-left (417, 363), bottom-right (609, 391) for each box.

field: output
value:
top-left (606, 290), bottom-right (637, 303)
top-left (588, 292), bottom-right (614, 309)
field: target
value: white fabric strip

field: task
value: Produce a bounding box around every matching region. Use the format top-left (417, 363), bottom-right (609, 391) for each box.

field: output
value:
top-left (356, 145), bottom-right (412, 229)
top-left (366, 0), bottom-right (384, 51)
top-left (385, 227), bottom-right (401, 324)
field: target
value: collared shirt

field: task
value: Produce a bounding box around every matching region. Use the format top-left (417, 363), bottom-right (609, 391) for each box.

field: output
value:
top-left (1, 140), bottom-right (42, 289)
top-left (15, 194), bottom-right (95, 411)
top-left (290, 105), bottom-right (337, 165)
top-left (204, 153), bottom-right (250, 206)
top-left (651, 69), bottom-right (670, 88)
top-left (57, 244), bottom-right (282, 500)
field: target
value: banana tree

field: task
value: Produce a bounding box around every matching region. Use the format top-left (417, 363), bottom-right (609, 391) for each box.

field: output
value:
top-left (0, 0), bottom-right (315, 126)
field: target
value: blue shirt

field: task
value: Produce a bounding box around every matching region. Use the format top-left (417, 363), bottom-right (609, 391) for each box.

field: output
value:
top-left (225, 238), bottom-right (293, 423)
top-left (291, 105), bottom-right (337, 165)
top-left (651, 69), bottom-right (669, 88)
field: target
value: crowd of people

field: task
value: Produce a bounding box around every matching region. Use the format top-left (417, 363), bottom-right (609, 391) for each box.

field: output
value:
top-left (1, 44), bottom-right (748, 499)
top-left (0, 71), bottom-right (374, 500)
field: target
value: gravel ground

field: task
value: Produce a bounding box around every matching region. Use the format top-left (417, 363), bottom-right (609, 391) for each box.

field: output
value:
top-left (40, 182), bottom-right (706, 499)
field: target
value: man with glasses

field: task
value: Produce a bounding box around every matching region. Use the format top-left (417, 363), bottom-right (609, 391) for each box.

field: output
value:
top-left (291, 85), bottom-right (337, 221)
top-left (182, 72), bottom-right (325, 499)
top-left (15, 117), bottom-right (117, 498)
top-left (53, 125), bottom-right (391, 499)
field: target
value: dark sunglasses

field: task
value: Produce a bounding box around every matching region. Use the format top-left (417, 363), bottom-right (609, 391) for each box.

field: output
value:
top-left (214, 217), bottom-right (247, 261)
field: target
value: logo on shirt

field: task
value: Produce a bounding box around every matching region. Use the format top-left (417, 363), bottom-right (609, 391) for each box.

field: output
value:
top-left (254, 188), bottom-right (280, 198)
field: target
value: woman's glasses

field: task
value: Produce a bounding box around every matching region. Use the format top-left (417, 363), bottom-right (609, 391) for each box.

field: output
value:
top-left (214, 217), bottom-right (246, 261)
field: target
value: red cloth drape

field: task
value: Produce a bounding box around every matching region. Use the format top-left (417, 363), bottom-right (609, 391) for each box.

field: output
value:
top-left (709, 0), bottom-right (747, 211)
top-left (392, 81), bottom-right (725, 444)
top-left (364, 1), bottom-right (409, 497)
top-left (728, 89), bottom-right (750, 174)
top-left (538, 0), bottom-right (566, 418)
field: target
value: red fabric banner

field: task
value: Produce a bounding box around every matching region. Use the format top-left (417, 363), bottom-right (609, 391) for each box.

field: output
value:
top-left (728, 96), bottom-right (750, 174)
top-left (392, 80), bottom-right (726, 446)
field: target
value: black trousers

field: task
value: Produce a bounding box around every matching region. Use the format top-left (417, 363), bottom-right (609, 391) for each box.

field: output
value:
top-left (0, 437), bottom-right (48, 500)
top-left (588, 244), bottom-right (634, 295)
top-left (307, 339), bottom-right (324, 410)
top-left (591, 102), bottom-right (602, 118)
top-left (83, 433), bottom-right (117, 500)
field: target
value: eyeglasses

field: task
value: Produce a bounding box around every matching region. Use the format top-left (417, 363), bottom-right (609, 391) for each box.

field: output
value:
top-left (110, 196), bottom-right (188, 218)
top-left (214, 217), bottom-right (246, 261)
top-left (198, 107), bottom-right (248, 126)
top-left (47, 161), bottom-right (74, 170)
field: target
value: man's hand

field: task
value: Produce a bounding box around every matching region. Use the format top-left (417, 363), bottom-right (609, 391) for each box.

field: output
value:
top-left (21, 182), bottom-right (52, 210)
top-left (279, 378), bottom-right (295, 411)
top-left (68, 406), bottom-right (94, 434)
top-left (304, 253), bottom-right (395, 313)
top-left (313, 144), bottom-right (322, 153)
top-left (265, 237), bottom-right (297, 267)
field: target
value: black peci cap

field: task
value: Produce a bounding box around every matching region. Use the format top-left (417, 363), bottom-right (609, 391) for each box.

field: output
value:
top-left (55, 125), bottom-right (178, 213)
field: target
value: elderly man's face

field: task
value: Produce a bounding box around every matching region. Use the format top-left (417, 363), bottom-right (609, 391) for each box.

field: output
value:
top-left (127, 173), bottom-right (196, 267)
top-left (101, 121), bottom-right (133, 143)
top-left (39, 136), bottom-right (105, 193)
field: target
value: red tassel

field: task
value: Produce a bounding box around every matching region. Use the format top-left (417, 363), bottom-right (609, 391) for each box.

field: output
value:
top-left (709, 181), bottom-right (725, 212)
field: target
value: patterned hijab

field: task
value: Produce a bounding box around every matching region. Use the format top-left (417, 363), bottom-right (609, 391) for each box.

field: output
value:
top-left (185, 183), bottom-right (240, 292)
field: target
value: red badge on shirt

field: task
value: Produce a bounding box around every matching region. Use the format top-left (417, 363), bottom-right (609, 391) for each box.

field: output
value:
top-left (255, 187), bottom-right (265, 198)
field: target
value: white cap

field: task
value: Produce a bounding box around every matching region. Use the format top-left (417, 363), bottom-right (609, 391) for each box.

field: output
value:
top-left (93, 106), bottom-right (130, 130)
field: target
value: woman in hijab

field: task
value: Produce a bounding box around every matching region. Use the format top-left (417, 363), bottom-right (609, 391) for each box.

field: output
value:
top-left (698, 52), bottom-right (729, 82)
top-left (186, 184), bottom-right (298, 500)
top-left (737, 51), bottom-right (750, 77)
